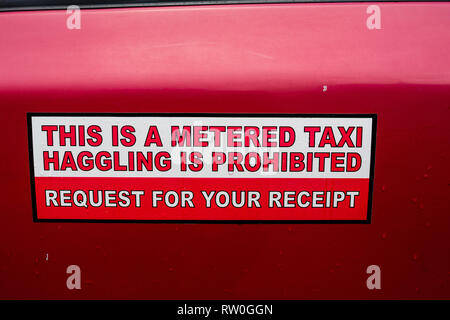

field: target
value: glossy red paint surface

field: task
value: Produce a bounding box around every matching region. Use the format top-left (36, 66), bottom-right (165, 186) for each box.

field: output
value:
top-left (0, 3), bottom-right (449, 299)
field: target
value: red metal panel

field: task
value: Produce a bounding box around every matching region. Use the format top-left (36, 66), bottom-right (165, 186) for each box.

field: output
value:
top-left (0, 3), bottom-right (449, 298)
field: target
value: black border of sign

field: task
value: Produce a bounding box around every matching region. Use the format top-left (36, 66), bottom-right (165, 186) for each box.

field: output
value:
top-left (27, 112), bottom-right (377, 224)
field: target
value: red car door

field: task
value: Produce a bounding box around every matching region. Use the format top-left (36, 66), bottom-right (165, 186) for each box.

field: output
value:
top-left (0, 0), bottom-right (449, 300)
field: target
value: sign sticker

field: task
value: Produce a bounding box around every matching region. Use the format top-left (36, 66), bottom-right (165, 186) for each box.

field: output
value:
top-left (27, 113), bottom-right (376, 223)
